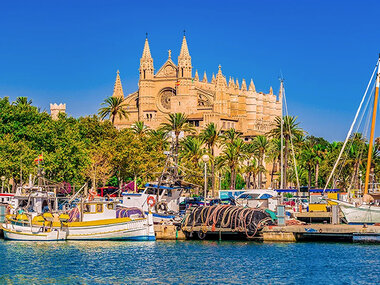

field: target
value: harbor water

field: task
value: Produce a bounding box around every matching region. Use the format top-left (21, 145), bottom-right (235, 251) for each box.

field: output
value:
top-left (0, 240), bottom-right (379, 284)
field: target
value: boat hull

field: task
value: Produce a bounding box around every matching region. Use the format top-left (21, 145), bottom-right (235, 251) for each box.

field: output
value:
top-left (332, 200), bottom-right (380, 224)
top-left (1, 224), bottom-right (66, 241)
top-left (2, 215), bottom-right (156, 241)
top-left (66, 218), bottom-right (155, 241)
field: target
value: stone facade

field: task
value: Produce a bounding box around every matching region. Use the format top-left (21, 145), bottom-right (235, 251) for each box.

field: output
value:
top-left (112, 35), bottom-right (282, 137)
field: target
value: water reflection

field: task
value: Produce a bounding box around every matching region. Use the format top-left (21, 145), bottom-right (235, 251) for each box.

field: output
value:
top-left (0, 240), bottom-right (379, 284)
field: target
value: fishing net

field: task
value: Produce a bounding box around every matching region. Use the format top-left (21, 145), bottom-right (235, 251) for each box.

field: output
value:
top-left (182, 205), bottom-right (274, 238)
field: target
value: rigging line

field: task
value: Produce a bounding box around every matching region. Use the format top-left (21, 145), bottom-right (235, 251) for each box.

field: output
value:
top-left (347, 87), bottom-right (374, 191)
top-left (324, 60), bottom-right (379, 191)
top-left (282, 83), bottom-right (300, 190)
top-left (335, 84), bottom-right (375, 188)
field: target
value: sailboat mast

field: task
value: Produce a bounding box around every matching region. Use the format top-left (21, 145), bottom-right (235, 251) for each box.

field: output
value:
top-left (364, 57), bottom-right (380, 195)
top-left (280, 79), bottom-right (284, 189)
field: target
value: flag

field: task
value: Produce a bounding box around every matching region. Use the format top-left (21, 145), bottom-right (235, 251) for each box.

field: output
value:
top-left (34, 154), bottom-right (43, 164)
top-left (122, 181), bottom-right (136, 192)
top-left (175, 80), bottom-right (180, 86)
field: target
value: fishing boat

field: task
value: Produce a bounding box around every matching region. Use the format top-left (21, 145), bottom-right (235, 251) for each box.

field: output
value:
top-left (1, 213), bottom-right (67, 241)
top-left (2, 200), bottom-right (155, 241)
top-left (64, 200), bottom-right (155, 241)
top-left (327, 55), bottom-right (380, 224)
top-left (121, 183), bottom-right (185, 224)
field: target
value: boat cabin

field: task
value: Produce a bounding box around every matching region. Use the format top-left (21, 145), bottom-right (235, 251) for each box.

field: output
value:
top-left (122, 183), bottom-right (183, 213)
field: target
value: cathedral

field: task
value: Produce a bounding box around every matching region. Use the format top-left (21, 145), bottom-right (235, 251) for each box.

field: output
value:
top-left (111, 35), bottom-right (282, 138)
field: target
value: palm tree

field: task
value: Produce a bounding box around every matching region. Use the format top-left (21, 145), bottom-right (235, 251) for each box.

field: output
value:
top-left (98, 96), bottom-right (128, 125)
top-left (160, 113), bottom-right (195, 176)
top-left (13, 97), bottom-right (32, 106)
top-left (148, 129), bottom-right (169, 151)
top-left (221, 128), bottom-right (241, 144)
top-left (131, 121), bottom-right (149, 137)
top-left (200, 123), bottom-right (221, 197)
top-left (181, 136), bottom-right (205, 165)
top-left (251, 135), bottom-right (269, 188)
top-left (219, 138), bottom-right (248, 189)
top-left (300, 147), bottom-right (315, 188)
top-left (312, 144), bottom-right (327, 188)
top-left (243, 159), bottom-right (260, 189)
top-left (267, 138), bottom-right (281, 188)
top-left (268, 115), bottom-right (303, 188)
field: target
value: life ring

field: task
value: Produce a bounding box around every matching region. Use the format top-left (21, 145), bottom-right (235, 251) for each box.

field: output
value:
top-left (88, 189), bottom-right (97, 201)
top-left (147, 196), bottom-right (156, 207)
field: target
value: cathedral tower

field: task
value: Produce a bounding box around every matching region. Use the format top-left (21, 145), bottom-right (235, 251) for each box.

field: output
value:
top-left (171, 34), bottom-right (197, 114)
top-left (138, 36), bottom-right (155, 121)
top-left (177, 34), bottom-right (192, 78)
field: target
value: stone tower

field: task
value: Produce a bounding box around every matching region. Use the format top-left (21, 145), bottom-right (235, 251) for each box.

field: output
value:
top-left (50, 103), bottom-right (66, 120)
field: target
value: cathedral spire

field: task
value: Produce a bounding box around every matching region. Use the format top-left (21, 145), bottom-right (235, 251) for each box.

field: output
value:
top-left (142, 36), bottom-right (152, 59)
top-left (179, 35), bottom-right (190, 58)
top-left (269, 86), bottom-right (273, 95)
top-left (202, 71), bottom-right (208, 83)
top-left (140, 35), bottom-right (154, 80)
top-left (235, 78), bottom-right (240, 89)
top-left (211, 73), bottom-right (216, 84)
top-left (194, 70), bottom-right (199, 81)
top-left (249, 79), bottom-right (256, 92)
top-left (228, 76), bottom-right (235, 88)
top-left (241, 79), bottom-right (247, 91)
top-left (215, 65), bottom-right (227, 88)
top-left (279, 80), bottom-right (283, 99)
top-left (112, 70), bottom-right (124, 98)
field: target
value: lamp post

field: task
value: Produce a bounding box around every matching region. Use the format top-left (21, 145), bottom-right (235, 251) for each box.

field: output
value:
top-left (1, 176), bottom-right (5, 193)
top-left (202, 154), bottom-right (210, 205)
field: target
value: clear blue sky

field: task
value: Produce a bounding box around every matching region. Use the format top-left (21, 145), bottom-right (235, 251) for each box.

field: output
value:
top-left (1, 0), bottom-right (379, 141)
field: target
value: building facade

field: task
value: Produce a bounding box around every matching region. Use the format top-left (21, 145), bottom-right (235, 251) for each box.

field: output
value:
top-left (112, 35), bottom-right (282, 137)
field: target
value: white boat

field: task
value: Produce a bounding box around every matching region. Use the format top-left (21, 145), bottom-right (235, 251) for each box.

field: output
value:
top-left (235, 189), bottom-right (278, 211)
top-left (2, 200), bottom-right (155, 241)
top-left (64, 201), bottom-right (155, 241)
top-left (331, 199), bottom-right (380, 224)
top-left (122, 183), bottom-right (184, 223)
top-left (2, 223), bottom-right (66, 241)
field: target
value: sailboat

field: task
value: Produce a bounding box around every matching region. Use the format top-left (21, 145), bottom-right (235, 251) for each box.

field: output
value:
top-left (329, 56), bottom-right (380, 224)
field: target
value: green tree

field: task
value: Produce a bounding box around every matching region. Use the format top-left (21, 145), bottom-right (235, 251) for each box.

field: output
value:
top-left (268, 116), bottom-right (304, 188)
top-left (219, 138), bottom-right (248, 189)
top-left (160, 113), bottom-right (195, 177)
top-left (131, 121), bottom-right (149, 137)
top-left (98, 96), bottom-right (128, 125)
top-left (200, 123), bottom-right (221, 197)
top-left (13, 96), bottom-right (32, 106)
top-left (250, 135), bottom-right (269, 188)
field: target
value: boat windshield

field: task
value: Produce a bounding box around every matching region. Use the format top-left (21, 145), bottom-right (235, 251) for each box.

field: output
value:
top-left (238, 194), bottom-right (260, 199)
top-left (145, 188), bottom-right (164, 195)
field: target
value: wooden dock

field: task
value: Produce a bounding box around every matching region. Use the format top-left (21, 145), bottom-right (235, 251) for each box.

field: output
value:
top-left (168, 224), bottom-right (380, 242)
top-left (154, 224), bottom-right (186, 240)
top-left (262, 224), bottom-right (380, 242)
